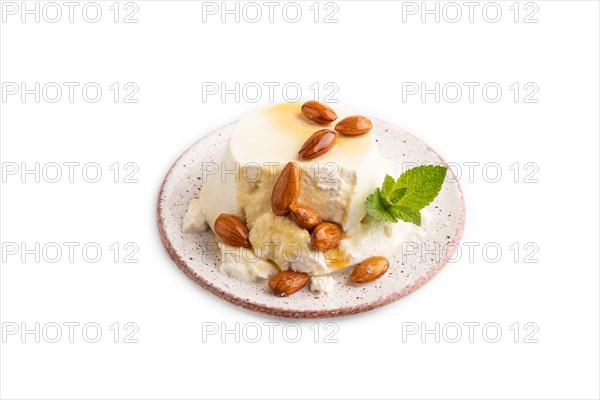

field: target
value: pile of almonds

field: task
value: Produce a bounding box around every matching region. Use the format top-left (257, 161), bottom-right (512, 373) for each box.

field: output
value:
top-left (214, 101), bottom-right (390, 297)
top-left (298, 101), bottom-right (373, 160)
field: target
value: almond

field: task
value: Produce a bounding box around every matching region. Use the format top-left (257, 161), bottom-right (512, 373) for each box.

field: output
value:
top-left (269, 271), bottom-right (309, 297)
top-left (335, 115), bottom-right (373, 136)
top-left (271, 162), bottom-right (301, 216)
top-left (350, 256), bottom-right (389, 284)
top-left (298, 129), bottom-right (336, 160)
top-left (214, 214), bottom-right (251, 248)
top-left (311, 222), bottom-right (342, 252)
top-left (301, 101), bottom-right (338, 124)
top-left (289, 204), bottom-right (322, 231)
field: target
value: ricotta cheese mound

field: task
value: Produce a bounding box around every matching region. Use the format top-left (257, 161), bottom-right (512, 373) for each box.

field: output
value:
top-left (182, 102), bottom-right (428, 282)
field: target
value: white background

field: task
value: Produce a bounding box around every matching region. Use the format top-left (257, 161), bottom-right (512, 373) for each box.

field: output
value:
top-left (1, 1), bottom-right (599, 399)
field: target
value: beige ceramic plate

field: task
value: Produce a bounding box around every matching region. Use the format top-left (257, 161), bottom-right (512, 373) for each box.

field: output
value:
top-left (158, 118), bottom-right (465, 319)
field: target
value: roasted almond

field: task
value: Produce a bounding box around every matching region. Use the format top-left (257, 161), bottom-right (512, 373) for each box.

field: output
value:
top-left (311, 222), bottom-right (342, 252)
top-left (289, 204), bottom-right (322, 231)
top-left (298, 129), bottom-right (336, 160)
top-left (271, 162), bottom-right (301, 216)
top-left (350, 256), bottom-right (389, 284)
top-left (301, 101), bottom-right (338, 124)
top-left (335, 115), bottom-right (373, 136)
top-left (269, 271), bottom-right (309, 297)
top-left (214, 214), bottom-right (251, 248)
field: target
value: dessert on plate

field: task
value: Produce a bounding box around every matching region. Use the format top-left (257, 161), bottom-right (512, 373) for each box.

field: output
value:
top-left (182, 101), bottom-right (447, 297)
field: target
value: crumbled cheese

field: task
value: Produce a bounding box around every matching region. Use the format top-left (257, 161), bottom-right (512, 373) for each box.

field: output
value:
top-left (310, 276), bottom-right (336, 296)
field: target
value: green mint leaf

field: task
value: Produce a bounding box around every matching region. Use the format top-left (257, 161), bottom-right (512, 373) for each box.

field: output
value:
top-left (389, 206), bottom-right (422, 226)
top-left (363, 165), bottom-right (447, 225)
top-left (390, 187), bottom-right (407, 204)
top-left (393, 165), bottom-right (447, 211)
top-left (380, 175), bottom-right (396, 207)
top-left (381, 175), bottom-right (396, 197)
top-left (364, 188), bottom-right (397, 222)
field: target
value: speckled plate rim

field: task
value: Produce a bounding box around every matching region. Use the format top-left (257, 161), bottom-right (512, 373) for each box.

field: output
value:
top-left (157, 119), bottom-right (466, 320)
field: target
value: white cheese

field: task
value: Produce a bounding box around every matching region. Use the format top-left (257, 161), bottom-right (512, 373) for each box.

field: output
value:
top-left (339, 211), bottom-right (430, 266)
top-left (310, 276), bottom-right (336, 296)
top-left (218, 243), bottom-right (278, 282)
top-left (182, 102), bottom-right (431, 283)
top-left (182, 199), bottom-right (208, 233)
top-left (183, 102), bottom-right (387, 232)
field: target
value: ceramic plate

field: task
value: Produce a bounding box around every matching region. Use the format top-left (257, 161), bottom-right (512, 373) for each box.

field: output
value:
top-left (158, 118), bottom-right (465, 319)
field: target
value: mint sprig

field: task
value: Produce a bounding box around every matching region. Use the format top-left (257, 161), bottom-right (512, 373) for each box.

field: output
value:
top-left (364, 165), bottom-right (447, 226)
